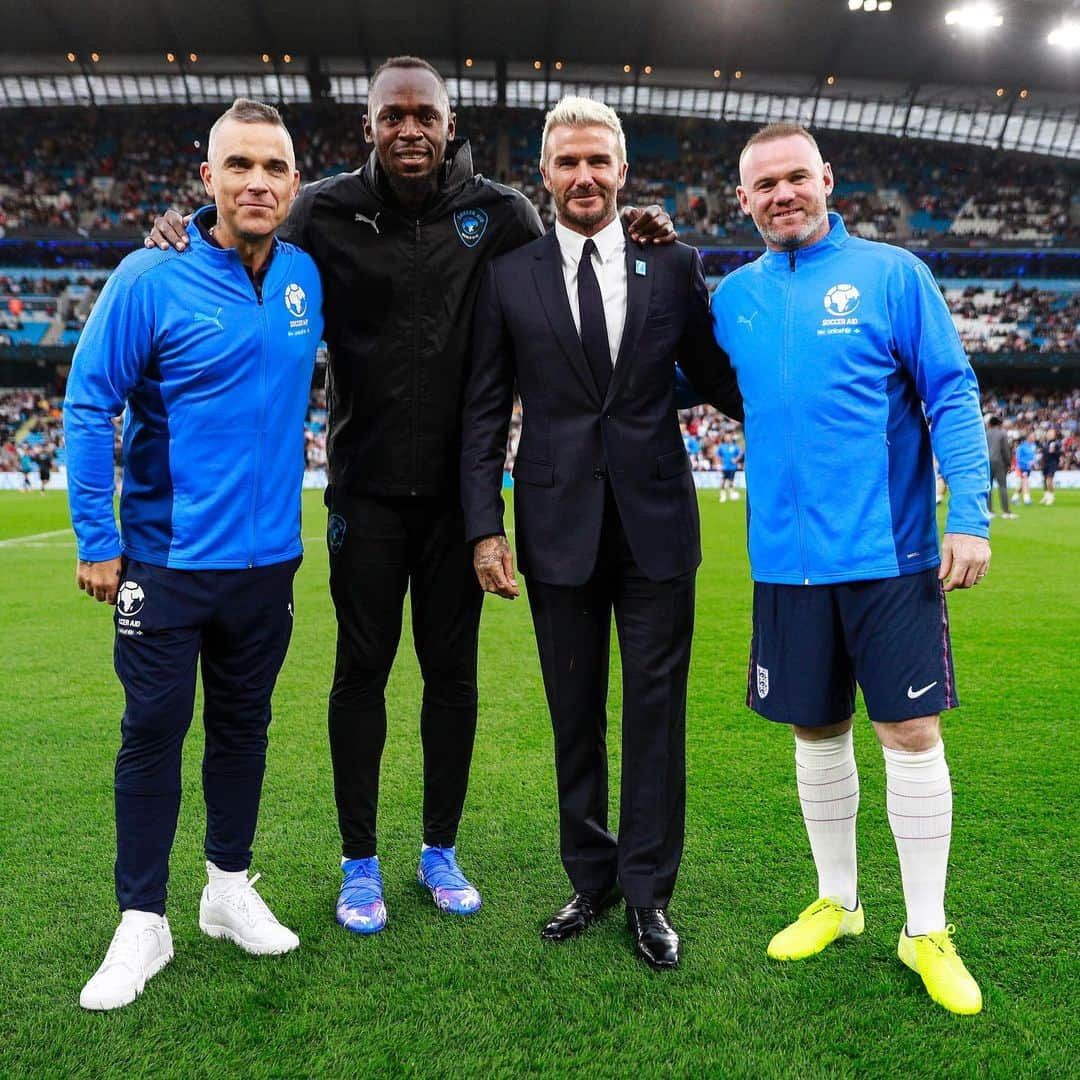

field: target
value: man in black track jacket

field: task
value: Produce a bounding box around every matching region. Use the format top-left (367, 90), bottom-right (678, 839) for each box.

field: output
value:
top-left (151, 61), bottom-right (675, 934)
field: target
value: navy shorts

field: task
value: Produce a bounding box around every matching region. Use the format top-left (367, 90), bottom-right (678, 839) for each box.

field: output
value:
top-left (747, 568), bottom-right (957, 727)
top-left (722, 469), bottom-right (737, 482)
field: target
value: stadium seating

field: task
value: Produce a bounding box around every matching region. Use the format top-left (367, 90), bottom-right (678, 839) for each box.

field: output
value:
top-left (1, 106), bottom-right (1075, 244)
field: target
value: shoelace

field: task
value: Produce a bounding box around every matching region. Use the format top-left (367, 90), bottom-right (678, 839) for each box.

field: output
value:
top-left (217, 872), bottom-right (277, 923)
top-left (928, 923), bottom-right (959, 957)
top-left (421, 849), bottom-right (472, 892)
top-left (341, 861), bottom-right (384, 907)
top-left (635, 908), bottom-right (672, 929)
top-left (801, 897), bottom-right (842, 918)
top-left (102, 922), bottom-right (157, 970)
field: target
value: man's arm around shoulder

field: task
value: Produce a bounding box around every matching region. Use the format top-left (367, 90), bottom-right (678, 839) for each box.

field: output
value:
top-left (672, 246), bottom-right (743, 422)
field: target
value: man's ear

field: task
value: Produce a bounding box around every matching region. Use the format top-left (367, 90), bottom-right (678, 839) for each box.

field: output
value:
top-left (199, 161), bottom-right (214, 198)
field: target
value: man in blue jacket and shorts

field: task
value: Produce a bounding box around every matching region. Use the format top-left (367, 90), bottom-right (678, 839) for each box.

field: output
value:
top-left (712, 123), bottom-right (990, 1015)
top-left (65, 99), bottom-right (324, 1011)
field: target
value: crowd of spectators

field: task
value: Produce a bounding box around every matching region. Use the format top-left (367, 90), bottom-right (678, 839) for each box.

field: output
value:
top-left (1, 105), bottom-right (1075, 244)
top-left (982, 388), bottom-right (1079, 471)
top-left (2, 385), bottom-right (1077, 481)
top-left (946, 284), bottom-right (1080, 354)
top-left (0, 388), bottom-right (64, 475)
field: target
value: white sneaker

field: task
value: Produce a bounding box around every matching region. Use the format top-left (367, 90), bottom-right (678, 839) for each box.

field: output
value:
top-left (80, 912), bottom-right (173, 1011)
top-left (730, 490), bottom-right (740, 500)
top-left (199, 870), bottom-right (299, 955)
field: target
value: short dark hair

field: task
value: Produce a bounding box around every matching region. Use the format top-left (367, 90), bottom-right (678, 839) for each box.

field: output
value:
top-left (368, 55), bottom-right (450, 106)
top-left (988, 415), bottom-right (1003, 427)
top-left (207, 98), bottom-right (290, 159)
top-left (740, 122), bottom-right (822, 165)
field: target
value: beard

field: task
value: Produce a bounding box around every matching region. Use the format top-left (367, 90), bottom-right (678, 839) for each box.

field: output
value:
top-left (556, 187), bottom-right (617, 232)
top-left (757, 204), bottom-right (829, 249)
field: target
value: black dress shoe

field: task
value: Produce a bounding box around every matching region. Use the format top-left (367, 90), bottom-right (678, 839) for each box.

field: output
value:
top-left (541, 887), bottom-right (622, 942)
top-left (626, 907), bottom-right (680, 970)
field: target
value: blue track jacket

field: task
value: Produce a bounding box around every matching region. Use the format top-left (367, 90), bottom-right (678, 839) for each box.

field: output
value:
top-left (711, 213), bottom-right (989, 586)
top-left (65, 207), bottom-right (324, 569)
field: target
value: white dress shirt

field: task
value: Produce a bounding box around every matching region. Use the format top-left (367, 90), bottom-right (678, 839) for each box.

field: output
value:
top-left (555, 215), bottom-right (627, 367)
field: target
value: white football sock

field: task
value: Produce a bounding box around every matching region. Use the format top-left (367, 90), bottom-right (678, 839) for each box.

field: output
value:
top-left (795, 730), bottom-right (860, 909)
top-left (883, 740), bottom-right (952, 936)
top-left (206, 859), bottom-right (250, 897)
top-left (120, 908), bottom-right (166, 928)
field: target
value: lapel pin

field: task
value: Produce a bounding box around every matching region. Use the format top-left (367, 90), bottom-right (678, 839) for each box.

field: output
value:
top-left (635, 259), bottom-right (647, 277)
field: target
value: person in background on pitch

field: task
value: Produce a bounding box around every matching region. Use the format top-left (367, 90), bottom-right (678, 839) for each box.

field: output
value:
top-left (712, 123), bottom-right (989, 1015)
top-left (717, 431), bottom-right (743, 502)
top-left (1016, 430), bottom-right (1037, 505)
top-left (66, 99), bottom-right (323, 1011)
top-left (461, 97), bottom-right (742, 971)
top-left (1038, 429), bottom-right (1060, 505)
top-left (148, 57), bottom-right (677, 936)
top-left (985, 415), bottom-right (1015, 518)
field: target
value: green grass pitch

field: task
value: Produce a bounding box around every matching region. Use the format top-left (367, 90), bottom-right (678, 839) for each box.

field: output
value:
top-left (1, 489), bottom-right (1076, 1079)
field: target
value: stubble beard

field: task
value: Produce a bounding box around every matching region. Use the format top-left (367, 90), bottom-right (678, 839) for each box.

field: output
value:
top-left (758, 205), bottom-right (829, 249)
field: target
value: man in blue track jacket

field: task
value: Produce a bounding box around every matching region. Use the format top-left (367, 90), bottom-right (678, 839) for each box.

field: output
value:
top-left (711, 124), bottom-right (989, 1015)
top-left (65, 99), bottom-right (324, 1012)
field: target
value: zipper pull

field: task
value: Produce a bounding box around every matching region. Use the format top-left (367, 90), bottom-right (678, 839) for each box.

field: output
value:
top-left (788, 250), bottom-right (796, 272)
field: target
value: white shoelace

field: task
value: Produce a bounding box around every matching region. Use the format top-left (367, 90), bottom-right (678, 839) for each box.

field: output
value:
top-left (101, 922), bottom-right (157, 972)
top-left (213, 872), bottom-right (279, 925)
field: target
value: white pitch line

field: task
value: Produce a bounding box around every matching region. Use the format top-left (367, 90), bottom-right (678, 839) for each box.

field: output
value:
top-left (0, 528), bottom-right (73, 548)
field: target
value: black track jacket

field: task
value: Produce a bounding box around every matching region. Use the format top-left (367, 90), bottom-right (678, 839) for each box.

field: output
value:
top-left (281, 140), bottom-right (544, 496)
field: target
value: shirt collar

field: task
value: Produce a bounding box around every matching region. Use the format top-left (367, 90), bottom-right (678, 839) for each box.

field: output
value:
top-left (555, 214), bottom-right (626, 268)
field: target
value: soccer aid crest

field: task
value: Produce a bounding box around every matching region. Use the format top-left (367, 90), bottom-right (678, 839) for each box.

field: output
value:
top-left (453, 208), bottom-right (489, 248)
top-left (117, 581), bottom-right (145, 616)
top-left (824, 283), bottom-right (860, 317)
top-left (284, 283), bottom-right (307, 318)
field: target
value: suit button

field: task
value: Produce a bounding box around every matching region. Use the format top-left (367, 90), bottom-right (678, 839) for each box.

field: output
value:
top-left (593, 468), bottom-right (606, 479)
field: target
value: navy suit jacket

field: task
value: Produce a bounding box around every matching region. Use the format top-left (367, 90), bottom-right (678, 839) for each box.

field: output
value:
top-left (461, 225), bottom-right (742, 586)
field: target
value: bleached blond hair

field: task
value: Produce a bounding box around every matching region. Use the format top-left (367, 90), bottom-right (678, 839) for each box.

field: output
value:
top-left (540, 96), bottom-right (627, 166)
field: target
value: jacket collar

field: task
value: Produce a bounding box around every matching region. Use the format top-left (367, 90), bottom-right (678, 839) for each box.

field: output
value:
top-left (187, 205), bottom-right (280, 273)
top-left (761, 211), bottom-right (849, 270)
top-left (362, 138), bottom-right (476, 213)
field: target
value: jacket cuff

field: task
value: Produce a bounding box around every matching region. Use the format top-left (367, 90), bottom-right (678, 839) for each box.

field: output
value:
top-left (945, 489), bottom-right (991, 539)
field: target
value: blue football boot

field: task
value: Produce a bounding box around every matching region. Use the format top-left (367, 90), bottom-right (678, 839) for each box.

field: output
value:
top-left (336, 856), bottom-right (388, 934)
top-left (417, 846), bottom-right (482, 915)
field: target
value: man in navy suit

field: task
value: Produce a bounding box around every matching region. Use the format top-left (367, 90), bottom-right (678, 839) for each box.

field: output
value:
top-left (460, 97), bottom-right (742, 970)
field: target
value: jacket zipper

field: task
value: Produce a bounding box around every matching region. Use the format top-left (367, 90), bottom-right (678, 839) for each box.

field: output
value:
top-left (249, 270), bottom-right (267, 568)
top-left (783, 249), bottom-right (810, 585)
top-left (411, 217), bottom-right (421, 496)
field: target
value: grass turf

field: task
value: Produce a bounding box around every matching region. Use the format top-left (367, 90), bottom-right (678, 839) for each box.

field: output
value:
top-left (0, 489), bottom-right (1076, 1078)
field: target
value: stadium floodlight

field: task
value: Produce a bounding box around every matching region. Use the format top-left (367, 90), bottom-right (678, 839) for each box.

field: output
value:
top-left (880, 1), bottom-right (892, 10)
top-left (1047, 20), bottom-right (1079, 49)
top-left (944, 4), bottom-right (1003, 30)
top-left (849, 0), bottom-right (862, 10)
top-left (864, 0), bottom-right (878, 10)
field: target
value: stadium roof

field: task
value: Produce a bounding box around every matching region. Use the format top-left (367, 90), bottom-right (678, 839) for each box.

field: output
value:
top-left (2, 0), bottom-right (1077, 96)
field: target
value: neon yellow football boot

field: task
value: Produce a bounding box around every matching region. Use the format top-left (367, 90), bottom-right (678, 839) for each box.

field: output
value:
top-left (898, 924), bottom-right (983, 1015)
top-left (767, 897), bottom-right (864, 961)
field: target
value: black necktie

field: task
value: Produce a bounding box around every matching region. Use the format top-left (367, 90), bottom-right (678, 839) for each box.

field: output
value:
top-left (577, 238), bottom-right (611, 400)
